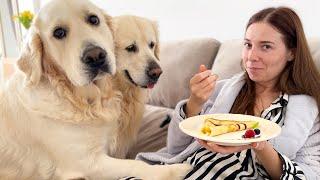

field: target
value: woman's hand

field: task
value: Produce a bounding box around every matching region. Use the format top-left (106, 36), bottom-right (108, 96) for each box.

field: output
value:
top-left (186, 65), bottom-right (218, 117)
top-left (197, 139), bottom-right (267, 154)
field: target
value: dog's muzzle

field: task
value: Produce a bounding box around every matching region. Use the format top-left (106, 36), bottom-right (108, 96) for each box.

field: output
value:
top-left (124, 60), bottom-right (162, 89)
top-left (81, 45), bottom-right (109, 74)
top-left (146, 61), bottom-right (162, 83)
top-left (145, 60), bottom-right (162, 88)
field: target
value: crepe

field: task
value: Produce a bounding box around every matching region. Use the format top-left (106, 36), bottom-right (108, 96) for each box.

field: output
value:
top-left (201, 117), bottom-right (259, 136)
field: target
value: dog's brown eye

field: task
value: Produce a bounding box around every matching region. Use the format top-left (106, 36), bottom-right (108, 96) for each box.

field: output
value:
top-left (87, 15), bottom-right (100, 26)
top-left (149, 41), bottom-right (155, 49)
top-left (125, 44), bottom-right (138, 53)
top-left (53, 27), bottom-right (67, 39)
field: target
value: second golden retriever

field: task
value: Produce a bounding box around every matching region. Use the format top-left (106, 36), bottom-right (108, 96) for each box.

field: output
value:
top-left (109, 15), bottom-right (163, 158)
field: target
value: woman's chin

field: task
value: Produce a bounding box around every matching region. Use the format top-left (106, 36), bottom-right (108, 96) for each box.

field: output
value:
top-left (247, 73), bottom-right (262, 82)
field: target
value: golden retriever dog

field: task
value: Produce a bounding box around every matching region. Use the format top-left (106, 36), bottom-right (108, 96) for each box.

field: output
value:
top-left (109, 15), bottom-right (162, 159)
top-left (0, 0), bottom-right (190, 179)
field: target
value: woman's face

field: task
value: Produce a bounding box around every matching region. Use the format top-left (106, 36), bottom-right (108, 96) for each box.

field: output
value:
top-left (242, 22), bottom-right (293, 85)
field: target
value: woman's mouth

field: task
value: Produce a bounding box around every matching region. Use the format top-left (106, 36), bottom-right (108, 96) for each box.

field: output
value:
top-left (247, 66), bottom-right (263, 70)
top-left (247, 67), bottom-right (264, 72)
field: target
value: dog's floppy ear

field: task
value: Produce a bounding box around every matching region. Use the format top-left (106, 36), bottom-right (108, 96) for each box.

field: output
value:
top-left (103, 12), bottom-right (114, 38)
top-left (17, 26), bottom-right (43, 86)
top-left (151, 21), bottom-right (160, 60)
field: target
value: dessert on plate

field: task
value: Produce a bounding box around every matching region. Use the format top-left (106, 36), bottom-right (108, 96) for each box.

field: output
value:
top-left (201, 118), bottom-right (259, 137)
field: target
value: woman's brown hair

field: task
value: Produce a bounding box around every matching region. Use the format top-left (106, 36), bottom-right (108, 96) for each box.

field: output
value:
top-left (231, 7), bottom-right (320, 115)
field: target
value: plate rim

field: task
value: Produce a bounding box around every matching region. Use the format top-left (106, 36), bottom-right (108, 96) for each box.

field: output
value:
top-left (179, 113), bottom-right (282, 145)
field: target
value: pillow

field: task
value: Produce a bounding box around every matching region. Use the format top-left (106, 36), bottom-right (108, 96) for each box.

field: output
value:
top-left (211, 38), bottom-right (320, 80)
top-left (211, 39), bottom-right (243, 80)
top-left (126, 104), bottom-right (174, 159)
top-left (148, 38), bottom-right (221, 108)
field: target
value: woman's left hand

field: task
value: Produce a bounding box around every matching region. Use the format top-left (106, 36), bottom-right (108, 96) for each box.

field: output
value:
top-left (197, 139), bottom-right (267, 154)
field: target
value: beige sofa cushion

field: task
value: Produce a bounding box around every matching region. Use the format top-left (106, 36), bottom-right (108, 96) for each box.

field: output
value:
top-left (212, 38), bottom-right (320, 80)
top-left (211, 39), bottom-right (243, 80)
top-left (148, 38), bottom-right (221, 108)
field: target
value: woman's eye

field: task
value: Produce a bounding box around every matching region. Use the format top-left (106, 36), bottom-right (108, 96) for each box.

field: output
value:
top-left (53, 27), bottom-right (67, 39)
top-left (87, 14), bottom-right (100, 26)
top-left (125, 44), bottom-right (138, 53)
top-left (244, 42), bottom-right (251, 49)
top-left (262, 45), bottom-right (272, 50)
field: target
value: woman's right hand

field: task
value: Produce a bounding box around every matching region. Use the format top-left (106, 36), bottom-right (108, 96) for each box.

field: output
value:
top-left (185, 65), bottom-right (218, 118)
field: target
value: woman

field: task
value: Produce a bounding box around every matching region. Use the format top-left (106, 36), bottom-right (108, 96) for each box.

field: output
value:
top-left (136, 7), bottom-right (320, 179)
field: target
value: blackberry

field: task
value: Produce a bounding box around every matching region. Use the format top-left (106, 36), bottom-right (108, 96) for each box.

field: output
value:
top-left (254, 129), bottom-right (261, 135)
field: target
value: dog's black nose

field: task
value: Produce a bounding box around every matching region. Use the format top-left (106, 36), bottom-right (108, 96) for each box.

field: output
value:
top-left (147, 61), bottom-right (162, 82)
top-left (82, 46), bottom-right (106, 68)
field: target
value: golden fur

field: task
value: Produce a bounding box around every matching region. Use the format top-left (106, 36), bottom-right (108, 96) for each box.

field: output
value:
top-left (109, 15), bottom-right (162, 158)
top-left (0, 0), bottom-right (190, 179)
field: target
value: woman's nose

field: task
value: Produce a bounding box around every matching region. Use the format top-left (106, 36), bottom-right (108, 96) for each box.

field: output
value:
top-left (248, 47), bottom-right (259, 61)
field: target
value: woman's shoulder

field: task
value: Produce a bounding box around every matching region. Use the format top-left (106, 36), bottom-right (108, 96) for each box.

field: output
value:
top-left (272, 94), bottom-right (318, 158)
top-left (288, 94), bottom-right (318, 108)
top-left (287, 94), bottom-right (319, 118)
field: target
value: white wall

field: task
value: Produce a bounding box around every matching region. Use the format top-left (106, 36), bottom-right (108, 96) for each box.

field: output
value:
top-left (19, 0), bottom-right (320, 43)
top-left (87, 0), bottom-right (320, 42)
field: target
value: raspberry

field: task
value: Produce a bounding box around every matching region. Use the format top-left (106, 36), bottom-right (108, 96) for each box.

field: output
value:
top-left (244, 129), bottom-right (256, 138)
top-left (254, 129), bottom-right (261, 135)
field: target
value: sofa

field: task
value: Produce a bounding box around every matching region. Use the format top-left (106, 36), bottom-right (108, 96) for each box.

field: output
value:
top-left (127, 37), bottom-right (320, 158)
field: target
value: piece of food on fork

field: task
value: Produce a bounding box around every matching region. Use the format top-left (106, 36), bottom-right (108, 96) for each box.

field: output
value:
top-left (201, 118), bottom-right (259, 136)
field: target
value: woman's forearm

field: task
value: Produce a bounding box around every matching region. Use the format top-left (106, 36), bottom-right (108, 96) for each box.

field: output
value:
top-left (254, 142), bottom-right (283, 179)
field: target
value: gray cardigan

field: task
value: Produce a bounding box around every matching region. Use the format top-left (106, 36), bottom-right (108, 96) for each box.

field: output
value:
top-left (137, 73), bottom-right (320, 180)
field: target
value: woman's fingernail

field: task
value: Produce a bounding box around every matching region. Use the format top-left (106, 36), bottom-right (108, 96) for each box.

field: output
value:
top-left (252, 143), bottom-right (258, 148)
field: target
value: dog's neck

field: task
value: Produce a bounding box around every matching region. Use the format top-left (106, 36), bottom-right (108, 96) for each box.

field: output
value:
top-left (46, 57), bottom-right (115, 103)
top-left (10, 58), bottom-right (121, 125)
top-left (108, 71), bottom-right (147, 157)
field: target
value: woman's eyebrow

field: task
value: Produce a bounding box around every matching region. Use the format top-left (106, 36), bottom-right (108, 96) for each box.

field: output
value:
top-left (244, 39), bottom-right (275, 44)
top-left (260, 41), bottom-right (275, 44)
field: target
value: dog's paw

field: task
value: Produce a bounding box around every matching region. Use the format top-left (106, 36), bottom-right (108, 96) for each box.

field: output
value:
top-left (165, 163), bottom-right (192, 180)
top-left (150, 163), bottom-right (191, 180)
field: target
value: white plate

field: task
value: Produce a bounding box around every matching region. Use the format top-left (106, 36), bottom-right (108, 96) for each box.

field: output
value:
top-left (179, 113), bottom-right (281, 146)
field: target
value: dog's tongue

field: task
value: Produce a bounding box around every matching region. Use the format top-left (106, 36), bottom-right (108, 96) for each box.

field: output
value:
top-left (147, 83), bottom-right (155, 89)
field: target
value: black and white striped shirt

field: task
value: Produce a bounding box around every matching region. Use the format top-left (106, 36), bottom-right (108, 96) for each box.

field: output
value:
top-left (121, 93), bottom-right (306, 180)
top-left (182, 93), bottom-right (306, 180)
